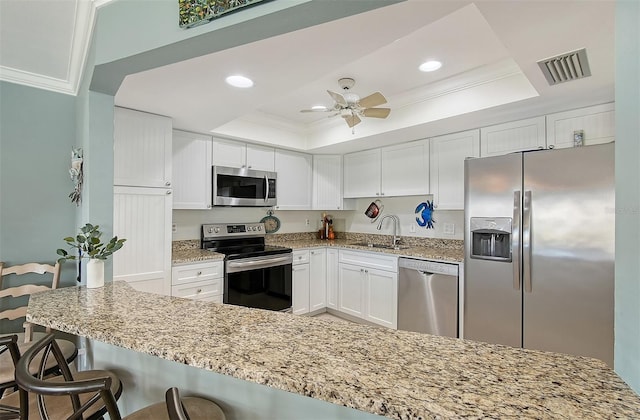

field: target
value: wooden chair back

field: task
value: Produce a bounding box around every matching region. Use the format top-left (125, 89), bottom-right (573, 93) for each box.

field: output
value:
top-left (0, 262), bottom-right (61, 343)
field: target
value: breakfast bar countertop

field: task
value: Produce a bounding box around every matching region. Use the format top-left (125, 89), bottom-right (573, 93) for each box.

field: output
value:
top-left (27, 282), bottom-right (640, 419)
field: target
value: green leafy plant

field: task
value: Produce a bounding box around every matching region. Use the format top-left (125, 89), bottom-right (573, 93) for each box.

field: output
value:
top-left (57, 223), bottom-right (126, 262)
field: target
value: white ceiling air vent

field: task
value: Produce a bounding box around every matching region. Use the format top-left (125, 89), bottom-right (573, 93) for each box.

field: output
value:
top-left (537, 48), bottom-right (591, 85)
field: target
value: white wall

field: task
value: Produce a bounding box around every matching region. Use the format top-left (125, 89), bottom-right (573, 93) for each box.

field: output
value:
top-left (172, 197), bottom-right (463, 241)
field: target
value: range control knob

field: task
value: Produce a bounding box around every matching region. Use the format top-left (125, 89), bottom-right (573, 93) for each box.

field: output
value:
top-left (257, 225), bottom-right (262, 231)
top-left (214, 227), bottom-right (220, 234)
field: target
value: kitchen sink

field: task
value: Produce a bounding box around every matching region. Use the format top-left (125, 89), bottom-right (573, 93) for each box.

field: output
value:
top-left (350, 242), bottom-right (410, 250)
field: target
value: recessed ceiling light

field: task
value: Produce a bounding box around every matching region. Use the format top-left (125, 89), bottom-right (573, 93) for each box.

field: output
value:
top-left (311, 105), bottom-right (327, 110)
top-left (419, 60), bottom-right (442, 72)
top-left (225, 75), bottom-right (254, 88)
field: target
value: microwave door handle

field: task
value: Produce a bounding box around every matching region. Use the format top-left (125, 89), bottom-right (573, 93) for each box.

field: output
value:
top-left (264, 175), bottom-right (269, 203)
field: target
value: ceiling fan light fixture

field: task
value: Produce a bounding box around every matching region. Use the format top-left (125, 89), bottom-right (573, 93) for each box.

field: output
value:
top-left (225, 75), bottom-right (254, 88)
top-left (419, 60), bottom-right (442, 72)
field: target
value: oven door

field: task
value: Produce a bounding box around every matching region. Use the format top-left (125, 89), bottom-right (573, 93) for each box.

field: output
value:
top-left (225, 254), bottom-right (292, 311)
top-left (212, 165), bottom-right (277, 207)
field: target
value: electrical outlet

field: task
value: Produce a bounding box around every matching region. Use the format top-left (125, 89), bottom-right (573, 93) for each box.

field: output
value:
top-left (172, 223), bottom-right (177, 233)
top-left (443, 223), bottom-right (455, 235)
top-left (305, 219), bottom-right (310, 226)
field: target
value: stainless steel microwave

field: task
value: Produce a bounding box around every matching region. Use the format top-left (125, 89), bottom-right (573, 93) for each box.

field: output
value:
top-left (212, 166), bottom-right (277, 207)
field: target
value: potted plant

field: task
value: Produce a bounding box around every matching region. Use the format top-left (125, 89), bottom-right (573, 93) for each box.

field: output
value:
top-left (57, 223), bottom-right (126, 288)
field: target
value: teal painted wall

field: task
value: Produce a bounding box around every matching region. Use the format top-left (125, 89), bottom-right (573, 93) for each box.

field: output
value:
top-left (0, 81), bottom-right (78, 332)
top-left (614, 0), bottom-right (640, 393)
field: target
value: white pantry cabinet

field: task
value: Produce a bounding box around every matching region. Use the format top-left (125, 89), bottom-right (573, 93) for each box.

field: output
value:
top-left (172, 130), bottom-right (212, 209)
top-left (171, 261), bottom-right (223, 303)
top-left (338, 249), bottom-right (398, 329)
top-left (274, 149), bottom-right (312, 210)
top-left (546, 103), bottom-right (615, 149)
top-left (114, 107), bottom-right (172, 188)
top-left (430, 129), bottom-right (480, 210)
top-left (212, 138), bottom-right (275, 171)
top-left (325, 248), bottom-right (339, 310)
top-left (312, 155), bottom-right (354, 211)
top-left (480, 116), bottom-right (546, 157)
top-left (113, 186), bottom-right (172, 295)
top-left (343, 141), bottom-right (429, 198)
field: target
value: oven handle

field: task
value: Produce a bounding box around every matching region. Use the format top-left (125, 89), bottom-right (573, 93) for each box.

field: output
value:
top-left (226, 254), bottom-right (292, 273)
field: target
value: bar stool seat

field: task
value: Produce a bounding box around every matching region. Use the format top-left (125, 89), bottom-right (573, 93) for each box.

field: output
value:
top-left (126, 391), bottom-right (226, 420)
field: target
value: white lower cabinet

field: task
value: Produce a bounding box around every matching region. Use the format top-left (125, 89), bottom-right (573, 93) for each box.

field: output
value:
top-left (292, 250), bottom-right (310, 315)
top-left (293, 248), bottom-right (326, 315)
top-left (171, 261), bottom-right (223, 303)
top-left (338, 250), bottom-right (398, 329)
top-left (326, 248), bottom-right (339, 310)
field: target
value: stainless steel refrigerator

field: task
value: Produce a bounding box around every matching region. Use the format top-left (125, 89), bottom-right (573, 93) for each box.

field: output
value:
top-left (463, 143), bottom-right (614, 366)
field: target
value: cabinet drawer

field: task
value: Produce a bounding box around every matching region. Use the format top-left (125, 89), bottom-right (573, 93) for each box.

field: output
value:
top-left (339, 249), bottom-right (398, 272)
top-left (172, 278), bottom-right (222, 300)
top-left (293, 250), bottom-right (310, 265)
top-left (172, 261), bottom-right (223, 286)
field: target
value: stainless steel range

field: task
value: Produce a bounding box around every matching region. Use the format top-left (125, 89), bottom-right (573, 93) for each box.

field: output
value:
top-left (201, 223), bottom-right (292, 312)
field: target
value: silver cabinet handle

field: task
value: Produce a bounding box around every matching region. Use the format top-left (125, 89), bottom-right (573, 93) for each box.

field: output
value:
top-left (196, 289), bottom-right (202, 293)
top-left (512, 191), bottom-right (521, 291)
top-left (197, 271), bottom-right (202, 275)
top-left (166, 190), bottom-right (172, 195)
top-left (523, 190), bottom-right (533, 293)
top-left (165, 181), bottom-right (171, 186)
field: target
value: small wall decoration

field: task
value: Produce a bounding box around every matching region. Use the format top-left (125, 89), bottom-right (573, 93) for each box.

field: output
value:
top-left (68, 147), bottom-right (83, 206)
top-left (178, 0), bottom-right (270, 28)
top-left (415, 200), bottom-right (435, 229)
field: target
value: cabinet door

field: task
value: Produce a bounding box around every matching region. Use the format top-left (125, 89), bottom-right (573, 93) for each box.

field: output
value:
top-left (246, 144), bottom-right (275, 171)
top-left (292, 263), bottom-right (310, 315)
top-left (343, 149), bottom-right (381, 198)
top-left (430, 129), bottom-right (480, 210)
top-left (381, 140), bottom-right (429, 196)
top-left (326, 248), bottom-right (339, 310)
top-left (546, 103), bottom-right (615, 149)
top-left (212, 137), bottom-right (246, 168)
top-left (309, 249), bottom-right (327, 312)
top-left (480, 116), bottom-right (546, 157)
top-left (274, 150), bottom-right (312, 210)
top-left (338, 263), bottom-right (365, 318)
top-left (365, 268), bottom-right (398, 329)
top-left (313, 155), bottom-right (354, 210)
top-left (113, 186), bottom-right (172, 296)
top-left (114, 107), bottom-right (172, 188)
top-left (172, 130), bottom-right (212, 209)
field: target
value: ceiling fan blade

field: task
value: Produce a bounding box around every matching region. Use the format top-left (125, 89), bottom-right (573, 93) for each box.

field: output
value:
top-left (362, 107), bottom-right (391, 118)
top-left (327, 90), bottom-right (348, 106)
top-left (300, 108), bottom-right (332, 113)
top-left (358, 91), bottom-right (387, 108)
top-left (344, 114), bottom-right (361, 128)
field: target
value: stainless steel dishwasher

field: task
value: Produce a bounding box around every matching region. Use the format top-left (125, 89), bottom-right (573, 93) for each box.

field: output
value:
top-left (398, 258), bottom-right (459, 338)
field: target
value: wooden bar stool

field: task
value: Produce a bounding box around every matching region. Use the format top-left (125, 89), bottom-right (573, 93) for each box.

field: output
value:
top-left (0, 262), bottom-right (78, 395)
top-left (13, 333), bottom-right (226, 420)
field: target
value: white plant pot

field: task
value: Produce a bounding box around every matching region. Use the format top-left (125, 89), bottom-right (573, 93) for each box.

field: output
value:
top-left (86, 259), bottom-right (105, 289)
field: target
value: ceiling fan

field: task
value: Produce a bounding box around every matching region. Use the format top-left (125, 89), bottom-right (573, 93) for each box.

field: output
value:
top-left (300, 78), bottom-right (391, 129)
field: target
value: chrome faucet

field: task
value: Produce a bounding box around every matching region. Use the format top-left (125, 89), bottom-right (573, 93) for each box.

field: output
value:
top-left (377, 214), bottom-right (401, 247)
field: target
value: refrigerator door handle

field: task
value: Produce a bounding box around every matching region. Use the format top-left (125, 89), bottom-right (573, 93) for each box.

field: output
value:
top-left (512, 191), bottom-right (521, 291)
top-left (523, 190), bottom-right (533, 293)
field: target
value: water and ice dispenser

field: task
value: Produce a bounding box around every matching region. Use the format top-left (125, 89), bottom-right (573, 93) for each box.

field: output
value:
top-left (470, 217), bottom-right (512, 262)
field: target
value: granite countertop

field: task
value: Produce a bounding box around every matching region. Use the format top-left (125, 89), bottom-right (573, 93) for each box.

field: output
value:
top-left (27, 282), bottom-right (640, 419)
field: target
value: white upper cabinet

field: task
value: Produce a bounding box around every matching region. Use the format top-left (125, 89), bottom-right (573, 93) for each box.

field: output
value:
top-left (430, 129), bottom-right (480, 210)
top-left (381, 140), bottom-right (429, 196)
top-left (312, 155), bottom-right (354, 211)
top-left (172, 130), bottom-right (212, 209)
top-left (274, 149), bottom-right (312, 210)
top-left (344, 142), bottom-right (429, 198)
top-left (114, 107), bottom-right (172, 188)
top-left (343, 148), bottom-right (381, 198)
top-left (480, 116), bottom-right (546, 157)
top-left (212, 138), bottom-right (275, 171)
top-left (546, 103), bottom-right (615, 149)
